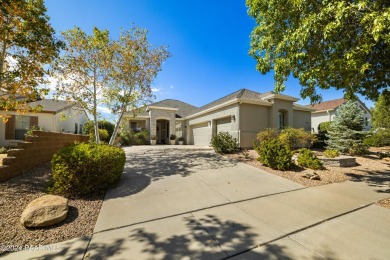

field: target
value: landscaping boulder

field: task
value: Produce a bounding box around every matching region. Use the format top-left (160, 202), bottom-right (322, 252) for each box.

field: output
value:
top-left (302, 170), bottom-right (321, 181)
top-left (20, 195), bottom-right (68, 227)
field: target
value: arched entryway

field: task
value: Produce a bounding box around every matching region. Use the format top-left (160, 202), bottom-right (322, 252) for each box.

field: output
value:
top-left (156, 119), bottom-right (170, 144)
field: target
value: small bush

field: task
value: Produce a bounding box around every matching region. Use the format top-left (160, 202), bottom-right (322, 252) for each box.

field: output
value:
top-left (323, 149), bottom-right (340, 158)
top-left (318, 121), bottom-right (333, 133)
top-left (48, 143), bottom-right (126, 197)
top-left (84, 120), bottom-right (115, 142)
top-left (170, 134), bottom-right (176, 140)
top-left (297, 148), bottom-right (323, 170)
top-left (363, 129), bottom-right (390, 147)
top-left (210, 132), bottom-right (239, 154)
top-left (255, 128), bottom-right (279, 143)
top-left (349, 143), bottom-right (369, 155)
top-left (0, 147), bottom-right (8, 154)
top-left (119, 128), bottom-right (150, 145)
top-left (279, 128), bottom-right (315, 150)
top-left (254, 139), bottom-right (293, 170)
top-left (89, 129), bottom-right (110, 143)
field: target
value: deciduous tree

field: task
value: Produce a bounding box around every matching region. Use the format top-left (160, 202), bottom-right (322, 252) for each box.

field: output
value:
top-left (53, 27), bottom-right (113, 143)
top-left (0, 0), bottom-right (62, 120)
top-left (247, 0), bottom-right (390, 103)
top-left (106, 27), bottom-right (170, 145)
top-left (372, 94), bottom-right (390, 129)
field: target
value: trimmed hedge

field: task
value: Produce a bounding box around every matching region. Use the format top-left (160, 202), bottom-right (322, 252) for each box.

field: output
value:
top-left (48, 143), bottom-right (126, 197)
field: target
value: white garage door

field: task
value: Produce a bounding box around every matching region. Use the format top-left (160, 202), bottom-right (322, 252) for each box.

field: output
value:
top-left (216, 117), bottom-right (232, 134)
top-left (191, 122), bottom-right (211, 146)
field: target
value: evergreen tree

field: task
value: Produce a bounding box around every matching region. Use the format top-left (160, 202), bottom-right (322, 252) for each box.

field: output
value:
top-left (326, 101), bottom-right (367, 155)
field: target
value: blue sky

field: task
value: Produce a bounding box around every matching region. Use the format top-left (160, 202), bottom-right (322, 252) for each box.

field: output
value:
top-left (45, 0), bottom-right (374, 118)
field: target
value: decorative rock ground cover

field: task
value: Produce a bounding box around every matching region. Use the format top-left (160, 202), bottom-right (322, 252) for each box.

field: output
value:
top-left (0, 162), bottom-right (103, 255)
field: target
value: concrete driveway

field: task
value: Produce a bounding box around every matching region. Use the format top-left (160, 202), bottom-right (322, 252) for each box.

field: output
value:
top-left (7, 146), bottom-right (390, 259)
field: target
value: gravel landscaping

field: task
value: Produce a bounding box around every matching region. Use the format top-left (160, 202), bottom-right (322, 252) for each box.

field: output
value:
top-left (0, 162), bottom-right (103, 255)
top-left (226, 149), bottom-right (390, 208)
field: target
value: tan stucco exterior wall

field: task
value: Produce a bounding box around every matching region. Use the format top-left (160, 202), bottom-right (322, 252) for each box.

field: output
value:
top-left (239, 104), bottom-right (269, 148)
top-left (293, 110), bottom-right (312, 131)
top-left (186, 103), bottom-right (240, 145)
top-left (268, 99), bottom-right (294, 128)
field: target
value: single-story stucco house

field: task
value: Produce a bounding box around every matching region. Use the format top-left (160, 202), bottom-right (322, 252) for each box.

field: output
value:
top-left (123, 89), bottom-right (313, 148)
top-left (0, 99), bottom-right (88, 147)
top-left (305, 98), bottom-right (372, 133)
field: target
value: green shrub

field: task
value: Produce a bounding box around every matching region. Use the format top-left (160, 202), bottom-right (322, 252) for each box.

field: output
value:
top-left (318, 121), bottom-right (333, 133)
top-left (89, 129), bottom-right (109, 143)
top-left (278, 128), bottom-right (316, 149)
top-left (119, 128), bottom-right (150, 145)
top-left (349, 143), bottom-right (369, 155)
top-left (297, 148), bottom-right (323, 170)
top-left (210, 132), bottom-right (239, 154)
top-left (323, 149), bottom-right (340, 158)
top-left (0, 147), bottom-right (8, 154)
top-left (83, 120), bottom-right (115, 142)
top-left (254, 139), bottom-right (293, 170)
top-left (363, 129), bottom-right (390, 147)
top-left (48, 143), bottom-right (126, 197)
top-left (255, 128), bottom-right (279, 143)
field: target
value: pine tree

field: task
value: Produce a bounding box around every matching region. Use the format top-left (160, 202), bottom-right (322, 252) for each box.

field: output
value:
top-left (326, 101), bottom-right (367, 155)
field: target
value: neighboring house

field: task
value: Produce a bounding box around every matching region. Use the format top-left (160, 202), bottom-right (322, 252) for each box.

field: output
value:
top-left (0, 99), bottom-right (88, 147)
top-left (305, 98), bottom-right (372, 133)
top-left (124, 89), bottom-right (313, 148)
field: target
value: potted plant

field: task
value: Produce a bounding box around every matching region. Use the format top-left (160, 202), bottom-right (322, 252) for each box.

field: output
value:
top-left (170, 134), bottom-right (176, 145)
top-left (150, 135), bottom-right (157, 145)
top-left (178, 137), bottom-right (184, 145)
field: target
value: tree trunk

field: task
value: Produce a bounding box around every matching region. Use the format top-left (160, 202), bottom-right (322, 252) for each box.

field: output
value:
top-left (93, 69), bottom-right (100, 144)
top-left (109, 108), bottom-right (125, 145)
top-left (0, 35), bottom-right (8, 89)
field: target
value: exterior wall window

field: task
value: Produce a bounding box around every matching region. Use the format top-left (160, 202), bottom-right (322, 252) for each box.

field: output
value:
top-left (278, 111), bottom-right (285, 129)
top-left (15, 116), bottom-right (30, 140)
top-left (130, 121), bottom-right (144, 132)
top-left (74, 123), bottom-right (78, 134)
top-left (365, 117), bottom-right (368, 127)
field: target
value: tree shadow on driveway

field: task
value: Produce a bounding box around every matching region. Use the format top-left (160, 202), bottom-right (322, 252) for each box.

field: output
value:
top-left (345, 169), bottom-right (390, 193)
top-left (106, 148), bottom-right (237, 199)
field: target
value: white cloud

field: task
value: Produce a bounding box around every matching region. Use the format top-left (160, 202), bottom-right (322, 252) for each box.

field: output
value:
top-left (170, 85), bottom-right (174, 89)
top-left (97, 105), bottom-right (112, 114)
top-left (151, 87), bottom-right (160, 92)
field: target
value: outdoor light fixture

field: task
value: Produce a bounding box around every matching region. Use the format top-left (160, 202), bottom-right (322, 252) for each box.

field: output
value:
top-left (231, 115), bottom-right (236, 122)
top-left (208, 121), bottom-right (211, 127)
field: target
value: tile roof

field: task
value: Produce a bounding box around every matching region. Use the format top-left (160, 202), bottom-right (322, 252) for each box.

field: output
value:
top-left (305, 98), bottom-right (347, 111)
top-left (28, 99), bottom-right (78, 113)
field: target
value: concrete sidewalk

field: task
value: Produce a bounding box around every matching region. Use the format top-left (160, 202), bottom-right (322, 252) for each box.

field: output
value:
top-left (4, 146), bottom-right (390, 259)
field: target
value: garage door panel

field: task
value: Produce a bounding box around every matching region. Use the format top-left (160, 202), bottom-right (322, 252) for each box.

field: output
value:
top-left (191, 122), bottom-right (211, 146)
